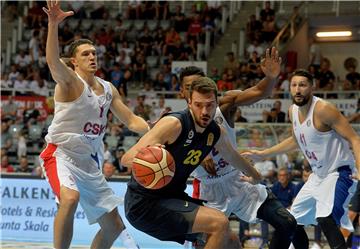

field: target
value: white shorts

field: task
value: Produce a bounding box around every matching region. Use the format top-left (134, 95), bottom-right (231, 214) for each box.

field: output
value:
top-left (290, 166), bottom-right (356, 231)
top-left (199, 170), bottom-right (268, 223)
top-left (39, 143), bottom-right (122, 224)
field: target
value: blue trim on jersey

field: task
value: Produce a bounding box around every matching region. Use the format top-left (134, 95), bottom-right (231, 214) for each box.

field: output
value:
top-left (91, 152), bottom-right (100, 169)
top-left (332, 166), bottom-right (353, 225)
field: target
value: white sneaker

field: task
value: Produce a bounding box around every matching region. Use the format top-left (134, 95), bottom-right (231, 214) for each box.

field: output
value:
top-left (310, 242), bottom-right (321, 249)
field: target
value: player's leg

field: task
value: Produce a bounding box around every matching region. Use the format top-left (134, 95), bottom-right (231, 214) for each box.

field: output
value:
top-left (257, 191), bottom-right (297, 249)
top-left (54, 186), bottom-right (79, 249)
top-left (40, 145), bottom-right (80, 249)
top-left (91, 208), bottom-right (138, 249)
top-left (315, 167), bottom-right (354, 249)
top-left (192, 205), bottom-right (238, 249)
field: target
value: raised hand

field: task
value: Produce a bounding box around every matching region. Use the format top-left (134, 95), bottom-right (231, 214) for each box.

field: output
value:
top-left (260, 47), bottom-right (282, 79)
top-left (43, 0), bottom-right (74, 24)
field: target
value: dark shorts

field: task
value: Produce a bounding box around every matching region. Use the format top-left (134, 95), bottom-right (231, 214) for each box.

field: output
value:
top-left (349, 181), bottom-right (360, 212)
top-left (124, 189), bottom-right (203, 244)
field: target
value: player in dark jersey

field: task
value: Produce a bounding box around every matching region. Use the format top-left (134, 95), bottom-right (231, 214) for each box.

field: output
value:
top-left (121, 77), bottom-right (261, 249)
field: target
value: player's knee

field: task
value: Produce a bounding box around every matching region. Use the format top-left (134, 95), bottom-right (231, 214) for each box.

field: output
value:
top-left (276, 208), bottom-right (297, 235)
top-left (212, 214), bottom-right (229, 233)
top-left (59, 193), bottom-right (79, 212)
top-left (103, 216), bottom-right (125, 237)
top-left (316, 215), bottom-right (336, 228)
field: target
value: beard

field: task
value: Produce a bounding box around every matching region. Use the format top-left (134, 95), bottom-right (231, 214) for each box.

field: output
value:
top-left (195, 115), bottom-right (211, 128)
top-left (292, 94), bottom-right (311, 106)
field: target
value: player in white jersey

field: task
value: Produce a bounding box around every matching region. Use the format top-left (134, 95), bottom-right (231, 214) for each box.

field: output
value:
top-left (179, 47), bottom-right (297, 249)
top-left (244, 69), bottom-right (360, 249)
top-left (40, 1), bottom-right (149, 249)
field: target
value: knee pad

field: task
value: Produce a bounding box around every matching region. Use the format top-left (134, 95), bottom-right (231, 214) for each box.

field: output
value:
top-left (316, 215), bottom-right (337, 227)
top-left (276, 208), bottom-right (297, 233)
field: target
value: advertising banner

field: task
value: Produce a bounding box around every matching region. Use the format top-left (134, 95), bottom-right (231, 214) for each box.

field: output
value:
top-left (1, 177), bottom-right (191, 248)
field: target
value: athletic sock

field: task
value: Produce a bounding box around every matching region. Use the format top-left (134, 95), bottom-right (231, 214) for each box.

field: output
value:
top-left (119, 229), bottom-right (140, 249)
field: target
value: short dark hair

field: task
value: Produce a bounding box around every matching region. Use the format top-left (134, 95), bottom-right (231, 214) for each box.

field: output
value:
top-left (179, 66), bottom-right (205, 85)
top-left (290, 69), bottom-right (314, 85)
top-left (67, 39), bottom-right (94, 58)
top-left (189, 77), bottom-right (218, 100)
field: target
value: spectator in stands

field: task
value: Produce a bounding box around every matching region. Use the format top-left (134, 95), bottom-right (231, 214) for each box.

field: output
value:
top-left (32, 165), bottom-right (44, 177)
top-left (17, 129), bottom-right (27, 160)
top-left (235, 108), bottom-right (248, 122)
top-left (209, 67), bottom-right (220, 82)
top-left (2, 96), bottom-right (17, 121)
top-left (248, 128), bottom-right (268, 148)
top-left (308, 37), bottom-right (322, 70)
top-left (133, 53), bottom-right (147, 83)
top-left (246, 14), bottom-right (262, 42)
top-left (14, 73), bottom-right (30, 96)
top-left (23, 102), bottom-right (40, 127)
top-left (14, 50), bottom-right (32, 70)
top-left (163, 27), bottom-right (181, 56)
top-left (126, 0), bottom-right (142, 19)
top-left (117, 50), bottom-right (132, 70)
top-left (16, 156), bottom-right (32, 173)
top-left (30, 71), bottom-right (49, 96)
top-left (153, 72), bottom-right (169, 91)
top-left (26, 1), bottom-right (46, 28)
top-left (248, 51), bottom-right (261, 66)
top-left (187, 13), bottom-right (203, 44)
top-left (59, 24), bottom-right (74, 48)
top-left (8, 64), bottom-right (20, 86)
top-left (118, 69), bottom-right (131, 98)
top-left (113, 148), bottom-right (131, 175)
top-left (170, 74), bottom-right (180, 92)
top-left (224, 52), bottom-right (239, 73)
top-left (139, 81), bottom-right (157, 100)
top-left (172, 5), bottom-right (187, 32)
top-left (90, 2), bottom-right (108, 19)
top-left (1, 73), bottom-right (12, 91)
top-left (217, 72), bottom-right (233, 91)
top-left (133, 95), bottom-right (152, 121)
top-left (345, 64), bottom-right (360, 91)
top-left (262, 15), bottom-right (277, 43)
top-left (260, 1), bottom-right (275, 22)
top-left (254, 157), bottom-right (276, 184)
top-left (103, 161), bottom-right (116, 180)
top-left (1, 122), bottom-right (13, 151)
top-left (29, 29), bottom-right (41, 65)
top-left (317, 58), bottom-right (335, 92)
top-left (110, 63), bottom-right (123, 89)
top-left (103, 142), bottom-right (114, 163)
top-left (155, 1), bottom-right (169, 20)
top-left (138, 27), bottom-right (154, 56)
top-left (272, 167), bottom-right (297, 208)
top-left (152, 95), bottom-right (167, 120)
top-left (1, 155), bottom-right (15, 173)
top-left (152, 27), bottom-right (165, 56)
top-left (263, 100), bottom-right (286, 123)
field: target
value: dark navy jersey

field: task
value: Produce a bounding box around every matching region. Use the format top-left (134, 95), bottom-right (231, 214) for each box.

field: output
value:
top-left (127, 109), bottom-right (221, 198)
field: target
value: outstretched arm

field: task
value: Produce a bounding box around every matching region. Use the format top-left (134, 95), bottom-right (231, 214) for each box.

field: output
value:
top-left (43, 0), bottom-right (77, 87)
top-left (110, 84), bottom-right (150, 135)
top-left (219, 47), bottom-right (281, 109)
top-left (216, 127), bottom-right (262, 183)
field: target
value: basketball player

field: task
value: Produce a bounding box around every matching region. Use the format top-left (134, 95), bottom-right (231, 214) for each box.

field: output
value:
top-left (180, 48), bottom-right (297, 249)
top-left (244, 69), bottom-right (360, 249)
top-left (40, 1), bottom-right (149, 249)
top-left (121, 77), bottom-right (262, 249)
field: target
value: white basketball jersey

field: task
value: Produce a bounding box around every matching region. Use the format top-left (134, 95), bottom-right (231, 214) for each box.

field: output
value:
top-left (292, 96), bottom-right (355, 177)
top-left (192, 107), bottom-right (238, 182)
top-left (45, 74), bottom-right (113, 158)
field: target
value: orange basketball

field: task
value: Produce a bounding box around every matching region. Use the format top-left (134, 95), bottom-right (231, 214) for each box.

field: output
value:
top-left (132, 146), bottom-right (175, 189)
